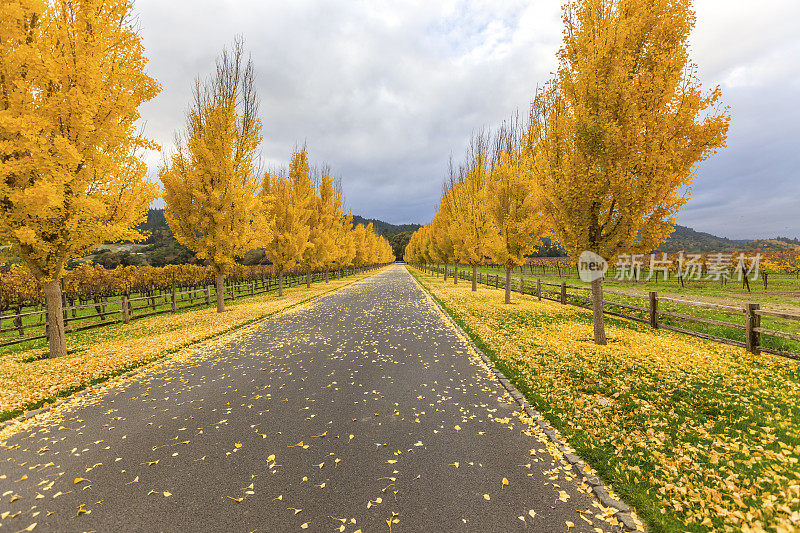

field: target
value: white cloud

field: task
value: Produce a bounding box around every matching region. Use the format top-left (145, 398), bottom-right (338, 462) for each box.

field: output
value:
top-left (135, 0), bottom-right (799, 237)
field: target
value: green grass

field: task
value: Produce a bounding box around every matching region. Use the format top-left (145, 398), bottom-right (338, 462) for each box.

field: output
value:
top-left (427, 264), bottom-right (800, 356)
top-left (467, 263), bottom-right (800, 308)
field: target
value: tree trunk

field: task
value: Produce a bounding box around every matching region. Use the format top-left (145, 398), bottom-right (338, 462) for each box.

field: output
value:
top-left (454, 263), bottom-right (458, 285)
top-left (278, 270), bottom-right (284, 297)
top-left (215, 272), bottom-right (225, 313)
top-left (43, 280), bottom-right (67, 358)
top-left (443, 264), bottom-right (448, 281)
top-left (504, 267), bottom-right (511, 304)
top-left (306, 269), bottom-right (311, 288)
top-left (325, 269), bottom-right (329, 283)
top-left (591, 277), bottom-right (607, 345)
top-left (472, 265), bottom-right (477, 291)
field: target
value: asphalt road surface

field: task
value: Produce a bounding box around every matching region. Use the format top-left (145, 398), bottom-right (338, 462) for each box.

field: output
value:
top-left (1, 265), bottom-right (617, 532)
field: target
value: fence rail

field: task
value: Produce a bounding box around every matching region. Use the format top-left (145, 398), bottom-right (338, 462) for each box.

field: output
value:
top-left (0, 266), bottom-right (383, 348)
top-left (415, 263), bottom-right (800, 361)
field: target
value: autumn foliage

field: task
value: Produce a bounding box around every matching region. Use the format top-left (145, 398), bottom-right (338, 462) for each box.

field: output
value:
top-left (160, 40), bottom-right (263, 312)
top-left (407, 0), bottom-right (729, 343)
top-left (1, 26), bottom-right (392, 356)
top-left (0, 0), bottom-right (160, 357)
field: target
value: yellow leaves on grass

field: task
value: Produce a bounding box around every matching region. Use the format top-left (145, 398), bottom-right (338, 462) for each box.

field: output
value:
top-left (417, 270), bottom-right (800, 532)
top-left (0, 270), bottom-right (378, 434)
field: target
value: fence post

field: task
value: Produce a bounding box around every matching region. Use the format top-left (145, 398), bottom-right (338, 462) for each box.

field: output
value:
top-left (495, 274), bottom-right (499, 289)
top-left (649, 291), bottom-right (658, 328)
top-left (746, 303), bottom-right (761, 354)
top-left (171, 286), bottom-right (176, 312)
top-left (14, 304), bottom-right (24, 336)
top-left (537, 279), bottom-right (541, 301)
top-left (205, 285), bottom-right (211, 305)
top-left (519, 276), bottom-right (524, 294)
top-left (560, 282), bottom-right (567, 305)
top-left (122, 295), bottom-right (130, 324)
top-left (251, 281), bottom-right (255, 296)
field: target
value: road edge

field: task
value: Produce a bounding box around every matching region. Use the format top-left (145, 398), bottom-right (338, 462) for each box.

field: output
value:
top-left (405, 265), bottom-right (639, 532)
top-left (0, 267), bottom-right (387, 434)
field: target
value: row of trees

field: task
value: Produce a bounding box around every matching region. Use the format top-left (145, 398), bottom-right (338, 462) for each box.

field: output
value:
top-left (160, 39), bottom-right (393, 313)
top-left (0, 1), bottom-right (391, 357)
top-left (406, 0), bottom-right (730, 345)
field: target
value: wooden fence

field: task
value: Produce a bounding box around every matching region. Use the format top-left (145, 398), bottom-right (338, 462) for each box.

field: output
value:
top-left (415, 264), bottom-right (800, 361)
top-left (0, 266), bottom-right (380, 348)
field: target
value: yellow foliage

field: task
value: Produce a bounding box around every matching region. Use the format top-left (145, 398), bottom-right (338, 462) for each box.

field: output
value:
top-left (160, 48), bottom-right (262, 276)
top-left (529, 0), bottom-right (730, 262)
top-left (486, 147), bottom-right (549, 271)
top-left (414, 269), bottom-right (800, 533)
top-left (257, 150), bottom-right (313, 275)
top-left (0, 0), bottom-right (160, 281)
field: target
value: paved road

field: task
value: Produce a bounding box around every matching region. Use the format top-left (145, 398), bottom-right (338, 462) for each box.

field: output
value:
top-left (1, 265), bottom-right (615, 532)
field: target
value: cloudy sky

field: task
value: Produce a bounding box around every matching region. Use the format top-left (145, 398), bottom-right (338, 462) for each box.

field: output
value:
top-left (134, 0), bottom-right (800, 239)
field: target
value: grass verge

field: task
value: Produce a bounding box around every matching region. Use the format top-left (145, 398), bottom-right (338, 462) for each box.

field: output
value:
top-left (409, 266), bottom-right (800, 533)
top-left (0, 268), bottom-right (381, 422)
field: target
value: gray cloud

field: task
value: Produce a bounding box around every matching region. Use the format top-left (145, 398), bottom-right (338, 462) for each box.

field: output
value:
top-left (135, 0), bottom-right (799, 239)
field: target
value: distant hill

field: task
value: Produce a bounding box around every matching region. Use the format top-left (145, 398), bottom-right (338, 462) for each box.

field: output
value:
top-left (135, 210), bottom-right (794, 257)
top-left (136, 209), bottom-right (422, 240)
top-left (744, 237), bottom-right (800, 251)
top-left (657, 225), bottom-right (800, 252)
top-left (656, 225), bottom-right (748, 253)
top-left (351, 215), bottom-right (421, 237)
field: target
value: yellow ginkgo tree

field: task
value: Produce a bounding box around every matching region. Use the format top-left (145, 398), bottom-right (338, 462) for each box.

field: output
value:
top-left (351, 223), bottom-right (370, 271)
top-left (530, 0), bottom-right (729, 344)
top-left (448, 134), bottom-right (498, 291)
top-left (331, 212), bottom-right (357, 278)
top-left (0, 0), bottom-right (160, 357)
top-left (258, 150), bottom-right (313, 296)
top-left (487, 117), bottom-right (549, 305)
top-left (297, 160), bottom-right (342, 287)
top-left (161, 39), bottom-right (263, 313)
top-left (315, 172), bottom-right (344, 282)
top-left (431, 204), bottom-right (456, 282)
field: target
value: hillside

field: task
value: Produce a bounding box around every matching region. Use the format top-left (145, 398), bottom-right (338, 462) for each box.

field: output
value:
top-left (136, 210), bottom-right (420, 240)
top-left (745, 237), bottom-right (800, 251)
top-left (657, 225), bottom-right (800, 252)
top-left (351, 215), bottom-right (421, 237)
top-left (656, 225), bottom-right (748, 253)
top-left (115, 211), bottom-right (795, 263)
